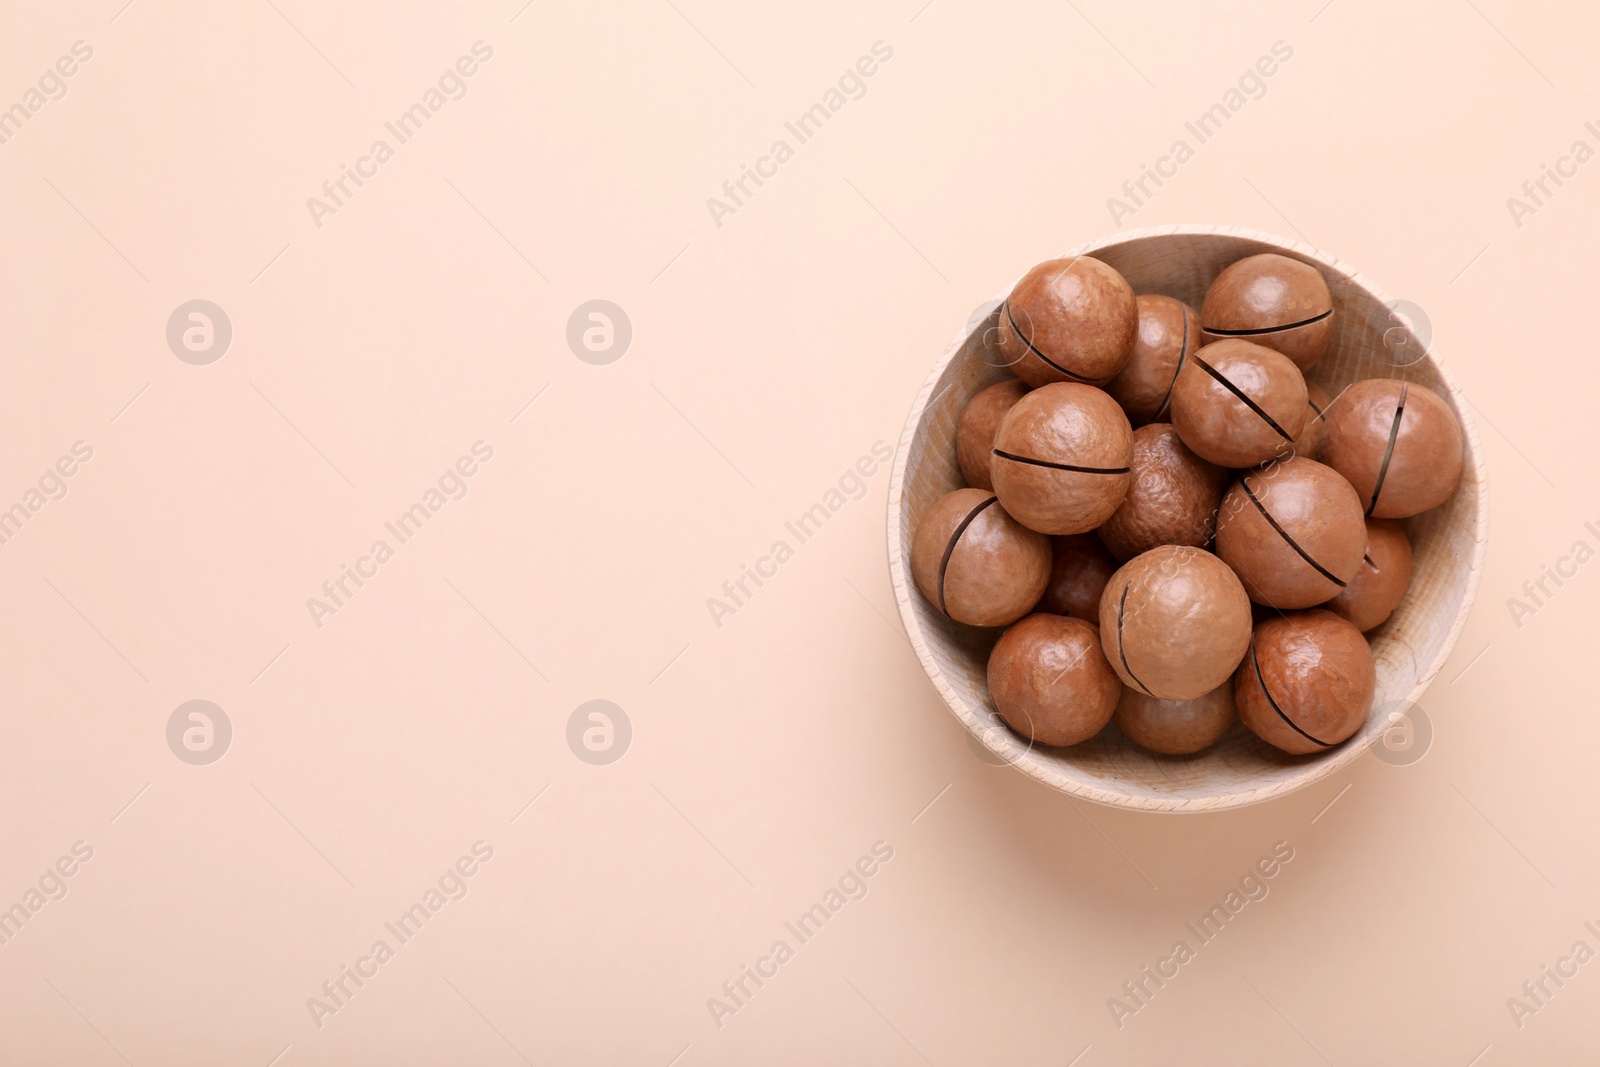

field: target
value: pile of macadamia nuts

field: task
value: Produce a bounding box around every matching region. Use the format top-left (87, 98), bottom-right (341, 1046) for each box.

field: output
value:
top-left (913, 252), bottom-right (1464, 758)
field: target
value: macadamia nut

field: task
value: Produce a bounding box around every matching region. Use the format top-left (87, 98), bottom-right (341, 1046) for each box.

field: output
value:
top-left (1116, 683), bottom-right (1236, 756)
top-left (1201, 252), bottom-right (1334, 371)
top-left (991, 383), bottom-right (1133, 535)
top-left (1105, 295), bottom-right (1199, 426)
top-left (1324, 518), bottom-right (1412, 632)
top-left (1170, 339), bottom-right (1307, 468)
top-left (1216, 456), bottom-right (1367, 609)
top-left (988, 614), bottom-right (1120, 746)
top-left (1036, 534), bottom-right (1118, 620)
top-left (1098, 423), bottom-right (1227, 562)
top-left (1319, 379), bottom-right (1464, 518)
top-left (910, 489), bottom-right (1050, 627)
top-left (956, 379), bottom-right (1029, 491)
top-left (994, 257), bottom-right (1137, 387)
top-left (1235, 609), bottom-right (1375, 755)
top-left (1098, 546), bottom-right (1253, 701)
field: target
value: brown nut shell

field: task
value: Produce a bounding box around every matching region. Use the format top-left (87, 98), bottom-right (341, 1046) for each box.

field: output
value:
top-left (1324, 518), bottom-right (1412, 632)
top-left (1291, 382), bottom-right (1333, 461)
top-left (1319, 379), bottom-right (1464, 518)
top-left (1098, 424), bottom-right (1228, 562)
top-left (1234, 610), bottom-right (1375, 755)
top-left (1116, 683), bottom-right (1236, 756)
top-left (1104, 295), bottom-right (1199, 426)
top-left (991, 383), bottom-right (1133, 535)
top-left (1201, 253), bottom-right (1334, 371)
top-left (995, 257), bottom-right (1138, 388)
top-left (987, 614), bottom-right (1120, 746)
top-left (1098, 546), bottom-right (1253, 701)
top-left (910, 489), bottom-right (1050, 627)
top-left (956, 379), bottom-right (1028, 491)
top-left (1036, 534), bottom-right (1118, 620)
top-left (1169, 339), bottom-right (1307, 468)
top-left (1215, 456), bottom-right (1367, 609)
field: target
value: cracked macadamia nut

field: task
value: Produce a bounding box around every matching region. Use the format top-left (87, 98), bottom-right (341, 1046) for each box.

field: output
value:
top-left (1201, 253), bottom-right (1334, 371)
top-left (1292, 381), bottom-right (1332, 461)
top-left (991, 383), bottom-right (1132, 535)
top-left (1098, 545), bottom-right (1253, 701)
top-left (1105, 295), bottom-right (1199, 426)
top-left (1216, 456), bottom-right (1367, 609)
top-left (1098, 423), bottom-right (1228, 562)
top-left (1319, 379), bottom-right (1464, 518)
top-left (994, 257), bottom-right (1137, 388)
top-left (1324, 518), bottom-right (1413, 632)
top-left (1235, 609), bottom-right (1375, 755)
top-left (1116, 683), bottom-right (1236, 756)
top-left (1036, 534), bottom-right (1118, 620)
top-left (956, 379), bottom-right (1028, 491)
top-left (910, 489), bottom-right (1050, 627)
top-left (987, 614), bottom-right (1120, 746)
top-left (1169, 339), bottom-right (1307, 468)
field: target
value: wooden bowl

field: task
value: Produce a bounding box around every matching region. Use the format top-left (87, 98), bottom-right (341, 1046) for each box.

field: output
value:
top-left (887, 225), bottom-right (1487, 812)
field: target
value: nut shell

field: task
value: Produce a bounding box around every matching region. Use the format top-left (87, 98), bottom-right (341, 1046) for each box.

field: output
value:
top-left (987, 614), bottom-right (1120, 746)
top-left (1234, 610), bottom-right (1375, 755)
top-left (1098, 423), bottom-right (1228, 562)
top-left (910, 489), bottom-right (1050, 627)
top-left (991, 383), bottom-right (1133, 535)
top-left (1104, 295), bottom-right (1199, 426)
top-left (1098, 546), bottom-right (1253, 701)
top-left (995, 257), bottom-right (1138, 388)
top-left (956, 379), bottom-right (1028, 491)
top-left (1116, 683), bottom-right (1236, 756)
top-left (1201, 253), bottom-right (1334, 371)
top-left (1215, 456), bottom-right (1367, 609)
top-left (1170, 339), bottom-right (1307, 468)
top-left (1320, 379), bottom-right (1464, 518)
top-left (1291, 381), bottom-right (1333, 461)
top-left (1324, 518), bottom-right (1412, 632)
top-left (1036, 534), bottom-right (1118, 620)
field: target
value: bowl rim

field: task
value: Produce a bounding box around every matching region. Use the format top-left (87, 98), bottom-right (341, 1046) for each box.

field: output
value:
top-left (885, 222), bottom-right (1489, 812)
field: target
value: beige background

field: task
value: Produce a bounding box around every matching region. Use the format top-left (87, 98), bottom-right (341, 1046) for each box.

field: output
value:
top-left (0, 0), bottom-right (1595, 1063)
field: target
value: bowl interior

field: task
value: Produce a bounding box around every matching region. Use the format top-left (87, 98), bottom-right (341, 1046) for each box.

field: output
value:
top-left (889, 227), bottom-right (1486, 811)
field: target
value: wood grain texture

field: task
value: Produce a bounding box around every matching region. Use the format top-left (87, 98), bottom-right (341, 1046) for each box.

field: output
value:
top-left (886, 225), bottom-right (1488, 812)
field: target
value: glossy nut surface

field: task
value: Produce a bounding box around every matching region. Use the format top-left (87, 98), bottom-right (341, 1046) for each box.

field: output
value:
top-left (1098, 423), bottom-right (1228, 562)
top-left (1319, 379), bottom-right (1464, 518)
top-left (1324, 518), bottom-right (1413, 632)
top-left (987, 614), bottom-right (1120, 746)
top-left (991, 383), bottom-right (1132, 535)
top-left (910, 489), bottom-right (1050, 627)
top-left (994, 257), bottom-right (1138, 388)
top-left (956, 379), bottom-right (1028, 491)
top-left (1215, 456), bottom-right (1367, 609)
top-left (1292, 381), bottom-right (1332, 461)
top-left (1116, 683), bottom-right (1236, 756)
top-left (1169, 339), bottom-right (1307, 468)
top-left (1098, 545), bottom-right (1253, 701)
top-left (1036, 533), bottom-right (1118, 620)
top-left (1235, 609), bottom-right (1375, 755)
top-left (1105, 295), bottom-right (1199, 426)
top-left (1201, 252), bottom-right (1334, 371)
